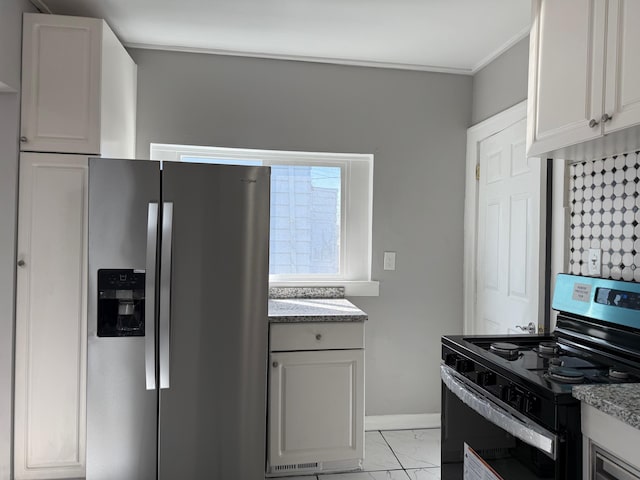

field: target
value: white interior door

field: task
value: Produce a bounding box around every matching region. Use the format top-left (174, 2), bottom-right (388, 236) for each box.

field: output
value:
top-left (475, 118), bottom-right (545, 335)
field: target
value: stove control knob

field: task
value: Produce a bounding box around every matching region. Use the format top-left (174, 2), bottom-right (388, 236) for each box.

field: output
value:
top-left (507, 387), bottom-right (523, 410)
top-left (513, 394), bottom-right (524, 411)
top-left (499, 385), bottom-right (511, 402)
top-left (454, 358), bottom-right (473, 373)
top-left (444, 353), bottom-right (458, 366)
top-left (478, 371), bottom-right (496, 386)
top-left (524, 394), bottom-right (537, 414)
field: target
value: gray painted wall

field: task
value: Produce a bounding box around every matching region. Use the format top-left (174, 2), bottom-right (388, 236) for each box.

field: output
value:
top-left (472, 36), bottom-right (530, 125)
top-left (130, 49), bottom-right (472, 415)
top-left (0, 1), bottom-right (36, 478)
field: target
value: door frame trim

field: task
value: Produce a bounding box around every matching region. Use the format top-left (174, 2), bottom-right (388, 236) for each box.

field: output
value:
top-left (463, 100), bottom-right (530, 335)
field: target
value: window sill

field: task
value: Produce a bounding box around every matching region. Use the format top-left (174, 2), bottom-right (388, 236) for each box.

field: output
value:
top-left (269, 280), bottom-right (379, 297)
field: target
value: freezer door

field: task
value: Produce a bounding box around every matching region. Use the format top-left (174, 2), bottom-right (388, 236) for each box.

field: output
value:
top-left (87, 158), bottom-right (160, 480)
top-left (158, 162), bottom-right (270, 480)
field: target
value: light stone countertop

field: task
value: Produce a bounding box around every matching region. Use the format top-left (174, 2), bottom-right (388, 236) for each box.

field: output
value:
top-left (572, 384), bottom-right (640, 430)
top-left (268, 298), bottom-right (367, 323)
top-left (269, 286), bottom-right (344, 299)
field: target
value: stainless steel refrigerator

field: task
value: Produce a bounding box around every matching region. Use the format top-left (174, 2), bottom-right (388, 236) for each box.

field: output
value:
top-left (86, 158), bottom-right (270, 479)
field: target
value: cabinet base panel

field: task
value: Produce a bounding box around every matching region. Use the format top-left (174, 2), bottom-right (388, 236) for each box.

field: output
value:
top-left (266, 457), bottom-right (362, 477)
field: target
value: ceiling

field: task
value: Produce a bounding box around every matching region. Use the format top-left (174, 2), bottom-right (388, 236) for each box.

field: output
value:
top-left (36, 0), bottom-right (531, 74)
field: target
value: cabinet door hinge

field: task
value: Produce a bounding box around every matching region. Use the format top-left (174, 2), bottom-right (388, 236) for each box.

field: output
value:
top-left (475, 164), bottom-right (480, 181)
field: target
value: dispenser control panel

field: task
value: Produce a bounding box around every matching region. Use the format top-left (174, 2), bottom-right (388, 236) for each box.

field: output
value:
top-left (97, 269), bottom-right (145, 337)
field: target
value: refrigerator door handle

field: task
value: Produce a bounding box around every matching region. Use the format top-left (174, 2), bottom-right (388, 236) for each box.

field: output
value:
top-left (159, 202), bottom-right (173, 389)
top-left (145, 203), bottom-right (159, 390)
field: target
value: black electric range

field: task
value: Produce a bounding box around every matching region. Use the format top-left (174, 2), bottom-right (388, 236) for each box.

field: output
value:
top-left (441, 274), bottom-right (640, 480)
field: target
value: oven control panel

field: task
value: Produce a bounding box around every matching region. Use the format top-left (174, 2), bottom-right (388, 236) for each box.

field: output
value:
top-left (443, 349), bottom-right (542, 421)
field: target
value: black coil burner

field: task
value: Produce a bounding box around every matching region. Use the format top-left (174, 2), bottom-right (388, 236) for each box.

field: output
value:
top-left (538, 341), bottom-right (560, 355)
top-left (609, 367), bottom-right (630, 380)
top-left (547, 365), bottom-right (584, 384)
top-left (489, 342), bottom-right (520, 360)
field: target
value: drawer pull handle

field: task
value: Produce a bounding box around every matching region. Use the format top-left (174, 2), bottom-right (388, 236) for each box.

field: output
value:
top-left (588, 118), bottom-right (599, 128)
top-left (272, 361), bottom-right (279, 368)
top-left (315, 334), bottom-right (322, 341)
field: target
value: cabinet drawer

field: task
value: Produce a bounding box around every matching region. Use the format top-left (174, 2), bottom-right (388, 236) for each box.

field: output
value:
top-left (270, 322), bottom-right (364, 351)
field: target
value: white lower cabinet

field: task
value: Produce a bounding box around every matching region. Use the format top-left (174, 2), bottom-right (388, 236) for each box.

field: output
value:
top-left (14, 153), bottom-right (88, 480)
top-left (581, 403), bottom-right (640, 479)
top-left (268, 322), bottom-right (365, 476)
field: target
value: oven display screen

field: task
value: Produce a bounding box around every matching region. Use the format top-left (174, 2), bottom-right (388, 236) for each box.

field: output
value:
top-left (595, 288), bottom-right (640, 310)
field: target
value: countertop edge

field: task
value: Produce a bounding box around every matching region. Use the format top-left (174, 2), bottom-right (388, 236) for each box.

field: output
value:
top-left (267, 298), bottom-right (367, 323)
top-left (572, 384), bottom-right (640, 431)
top-left (269, 315), bottom-right (367, 323)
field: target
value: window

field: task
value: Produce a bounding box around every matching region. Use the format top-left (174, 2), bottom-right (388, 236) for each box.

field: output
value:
top-left (151, 144), bottom-right (378, 296)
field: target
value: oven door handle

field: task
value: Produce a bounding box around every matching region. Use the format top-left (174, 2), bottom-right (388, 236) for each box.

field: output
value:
top-left (441, 364), bottom-right (558, 460)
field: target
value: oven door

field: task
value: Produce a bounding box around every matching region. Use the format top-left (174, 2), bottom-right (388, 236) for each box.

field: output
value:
top-left (441, 365), bottom-right (566, 480)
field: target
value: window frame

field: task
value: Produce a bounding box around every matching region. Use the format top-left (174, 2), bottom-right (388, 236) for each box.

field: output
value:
top-left (150, 143), bottom-right (378, 296)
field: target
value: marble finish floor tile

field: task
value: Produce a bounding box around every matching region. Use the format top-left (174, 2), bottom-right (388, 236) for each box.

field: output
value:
top-left (405, 467), bottom-right (441, 479)
top-left (362, 431), bottom-right (402, 471)
top-left (381, 429), bottom-right (440, 469)
top-left (319, 470), bottom-right (409, 480)
top-left (267, 429), bottom-right (442, 480)
top-left (265, 477), bottom-right (317, 480)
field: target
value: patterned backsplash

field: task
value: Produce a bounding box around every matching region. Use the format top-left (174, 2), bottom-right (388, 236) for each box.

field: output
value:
top-left (569, 152), bottom-right (640, 282)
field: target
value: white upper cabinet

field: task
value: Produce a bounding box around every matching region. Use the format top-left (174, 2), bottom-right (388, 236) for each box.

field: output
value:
top-left (603, 1), bottom-right (640, 135)
top-left (527, 0), bottom-right (640, 161)
top-left (21, 13), bottom-right (136, 157)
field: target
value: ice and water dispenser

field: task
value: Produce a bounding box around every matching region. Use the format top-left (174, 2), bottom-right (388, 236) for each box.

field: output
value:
top-left (97, 269), bottom-right (145, 337)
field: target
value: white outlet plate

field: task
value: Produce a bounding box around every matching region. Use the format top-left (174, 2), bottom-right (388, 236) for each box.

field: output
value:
top-left (588, 248), bottom-right (601, 276)
top-left (383, 251), bottom-right (396, 271)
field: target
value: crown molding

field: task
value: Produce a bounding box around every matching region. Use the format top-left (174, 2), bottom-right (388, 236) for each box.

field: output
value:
top-left (125, 42), bottom-right (475, 75)
top-left (29, 0), bottom-right (52, 13)
top-left (38, 0), bottom-right (525, 77)
top-left (471, 25), bottom-right (530, 74)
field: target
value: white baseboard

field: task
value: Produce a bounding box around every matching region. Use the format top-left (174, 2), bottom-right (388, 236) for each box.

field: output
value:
top-left (365, 413), bottom-right (440, 431)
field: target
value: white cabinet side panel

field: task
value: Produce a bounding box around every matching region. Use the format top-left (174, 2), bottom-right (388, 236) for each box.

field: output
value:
top-left (581, 403), bottom-right (640, 472)
top-left (14, 153), bottom-right (88, 479)
top-left (99, 22), bottom-right (137, 158)
top-left (604, 0), bottom-right (640, 134)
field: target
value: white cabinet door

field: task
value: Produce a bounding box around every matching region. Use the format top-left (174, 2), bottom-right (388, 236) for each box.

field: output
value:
top-left (603, 0), bottom-right (640, 134)
top-left (14, 153), bottom-right (88, 480)
top-left (269, 349), bottom-right (364, 473)
top-left (528, 0), bottom-right (640, 160)
top-left (21, 15), bottom-right (102, 155)
top-left (20, 13), bottom-right (137, 157)
top-left (528, 0), bottom-right (606, 157)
